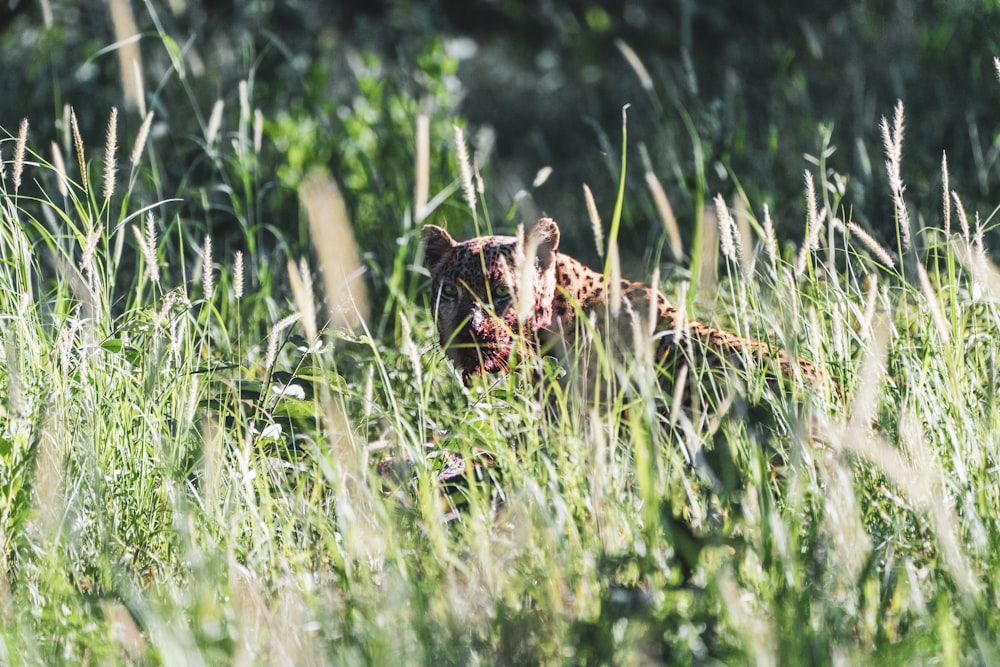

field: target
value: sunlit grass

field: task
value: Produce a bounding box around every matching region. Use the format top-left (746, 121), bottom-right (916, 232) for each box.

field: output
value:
top-left (1, 64), bottom-right (1000, 667)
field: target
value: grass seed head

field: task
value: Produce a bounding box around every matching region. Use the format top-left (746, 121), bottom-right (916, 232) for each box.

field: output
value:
top-left (131, 111), bottom-right (154, 165)
top-left (233, 250), bottom-right (244, 299)
top-left (201, 235), bottom-right (214, 301)
top-left (454, 125), bottom-right (476, 212)
top-left (13, 118), bottom-right (28, 192)
top-left (103, 107), bottom-right (118, 201)
top-left (582, 183), bottom-right (604, 257)
top-left (70, 108), bottom-right (88, 192)
top-left (50, 140), bottom-right (68, 197)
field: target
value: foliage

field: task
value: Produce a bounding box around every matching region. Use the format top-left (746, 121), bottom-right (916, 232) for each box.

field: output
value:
top-left (1, 2), bottom-right (1000, 665)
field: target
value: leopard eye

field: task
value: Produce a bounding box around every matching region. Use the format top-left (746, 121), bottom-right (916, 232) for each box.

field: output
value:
top-left (440, 283), bottom-right (458, 300)
top-left (493, 284), bottom-right (512, 300)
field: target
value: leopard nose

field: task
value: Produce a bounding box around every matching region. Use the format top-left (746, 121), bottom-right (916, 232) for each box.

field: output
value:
top-left (469, 303), bottom-right (485, 331)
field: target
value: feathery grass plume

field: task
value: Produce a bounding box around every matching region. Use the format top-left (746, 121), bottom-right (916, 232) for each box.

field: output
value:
top-left (265, 313), bottom-right (301, 370)
top-left (950, 190), bottom-right (970, 241)
top-left (454, 125), bottom-right (476, 212)
top-left (238, 80), bottom-right (250, 122)
top-left (201, 235), bottom-right (214, 300)
top-left (130, 111), bottom-right (154, 165)
top-left (253, 109), bottom-right (263, 155)
top-left (474, 157), bottom-right (485, 195)
top-left (647, 266), bottom-right (660, 337)
top-left (12, 118), bottom-right (27, 193)
top-left (287, 259), bottom-right (318, 345)
top-left (50, 141), bottom-right (68, 197)
top-left (941, 152), bottom-right (950, 235)
top-left (132, 59), bottom-right (146, 117)
top-left (132, 213), bottom-right (159, 283)
top-left (414, 113), bottom-right (430, 222)
top-left (900, 409), bottom-right (978, 595)
top-left (644, 171), bottom-right (682, 261)
top-left (103, 107), bottom-right (118, 201)
top-left (615, 39), bottom-right (654, 91)
top-left (974, 211), bottom-right (985, 254)
top-left (233, 250), bottom-right (244, 299)
top-left (796, 170), bottom-right (822, 275)
top-left (915, 262), bottom-right (950, 345)
top-left (732, 195), bottom-right (752, 276)
top-left (953, 237), bottom-right (1000, 300)
top-left (582, 183), bottom-right (604, 257)
top-left (697, 200), bottom-right (719, 308)
top-left (714, 193), bottom-right (738, 264)
top-left (532, 165), bottom-right (553, 188)
top-left (206, 99), bottom-right (224, 148)
top-left (847, 222), bottom-right (895, 269)
top-left (107, 0), bottom-right (142, 110)
top-left (761, 203), bottom-right (778, 274)
top-left (881, 100), bottom-right (911, 249)
top-left (298, 169), bottom-right (369, 328)
top-left (514, 224), bottom-right (533, 325)
top-left (608, 237), bottom-right (622, 318)
top-left (70, 108), bottom-right (88, 192)
top-left (859, 272), bottom-right (880, 342)
top-left (398, 311), bottom-right (423, 390)
top-left (80, 223), bottom-right (103, 286)
top-left (995, 55), bottom-right (1000, 82)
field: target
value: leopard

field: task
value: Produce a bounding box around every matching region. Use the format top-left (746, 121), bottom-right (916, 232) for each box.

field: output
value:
top-left (421, 217), bottom-right (821, 392)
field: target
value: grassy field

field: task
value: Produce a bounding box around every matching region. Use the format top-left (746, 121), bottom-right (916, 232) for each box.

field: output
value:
top-left (3, 45), bottom-right (1000, 666)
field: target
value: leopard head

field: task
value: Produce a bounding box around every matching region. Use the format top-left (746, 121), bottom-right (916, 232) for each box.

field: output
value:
top-left (421, 218), bottom-right (561, 383)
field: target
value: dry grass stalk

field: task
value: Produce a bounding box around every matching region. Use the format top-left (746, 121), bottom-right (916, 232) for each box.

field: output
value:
top-left (253, 109), bottom-right (263, 155)
top-left (238, 80), bottom-right (250, 122)
top-left (298, 169), bottom-right (369, 329)
top-left (80, 222), bottom-right (103, 287)
top-left (950, 190), bottom-right (970, 241)
top-left (615, 39), bottom-right (654, 91)
top-left (731, 194), bottom-right (751, 277)
top-left (206, 99), bottom-right (224, 148)
top-left (644, 171), bottom-right (682, 261)
top-left (915, 262), bottom-right (950, 345)
top-left (107, 0), bottom-right (143, 110)
top-left (953, 237), bottom-right (1000, 300)
top-left (131, 111), bottom-right (154, 165)
top-left (50, 141), bottom-right (68, 198)
top-left (287, 258), bottom-right (318, 345)
top-left (697, 200), bottom-right (719, 309)
top-left (414, 113), bottom-right (429, 222)
top-left (608, 238), bottom-right (622, 318)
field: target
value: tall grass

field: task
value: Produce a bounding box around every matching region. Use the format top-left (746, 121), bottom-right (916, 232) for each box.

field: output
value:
top-left (2, 61), bottom-right (1000, 667)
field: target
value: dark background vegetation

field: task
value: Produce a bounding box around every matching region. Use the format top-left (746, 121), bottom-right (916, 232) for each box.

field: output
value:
top-left (3, 0), bottom-right (1000, 283)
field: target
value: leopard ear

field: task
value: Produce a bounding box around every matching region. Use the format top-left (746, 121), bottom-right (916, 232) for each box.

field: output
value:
top-left (528, 218), bottom-right (560, 270)
top-left (421, 225), bottom-right (456, 269)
